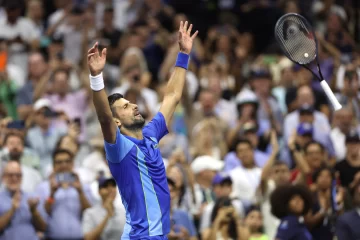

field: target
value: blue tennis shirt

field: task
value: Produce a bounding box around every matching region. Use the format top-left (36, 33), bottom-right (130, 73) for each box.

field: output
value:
top-left (104, 112), bottom-right (171, 240)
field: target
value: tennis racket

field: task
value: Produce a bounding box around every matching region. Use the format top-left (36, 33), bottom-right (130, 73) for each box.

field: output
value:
top-left (274, 13), bottom-right (342, 111)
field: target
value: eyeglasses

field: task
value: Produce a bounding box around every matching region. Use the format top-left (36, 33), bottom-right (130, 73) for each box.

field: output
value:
top-left (54, 159), bottom-right (72, 165)
top-left (4, 173), bottom-right (22, 178)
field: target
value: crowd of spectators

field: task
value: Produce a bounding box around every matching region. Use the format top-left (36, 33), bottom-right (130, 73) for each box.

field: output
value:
top-left (0, 0), bottom-right (359, 239)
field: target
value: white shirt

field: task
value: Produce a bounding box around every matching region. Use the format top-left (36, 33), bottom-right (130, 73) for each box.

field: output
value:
top-left (0, 17), bottom-right (39, 42)
top-left (330, 127), bottom-right (346, 162)
top-left (229, 166), bottom-right (262, 203)
top-left (82, 151), bottom-right (111, 179)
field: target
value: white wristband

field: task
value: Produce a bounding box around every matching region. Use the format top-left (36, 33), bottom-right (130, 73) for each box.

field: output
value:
top-left (89, 73), bottom-right (105, 91)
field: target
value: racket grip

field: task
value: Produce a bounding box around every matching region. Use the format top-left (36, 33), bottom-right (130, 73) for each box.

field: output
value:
top-left (320, 80), bottom-right (342, 111)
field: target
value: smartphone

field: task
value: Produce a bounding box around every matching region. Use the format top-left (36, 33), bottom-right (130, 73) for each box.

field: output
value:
top-left (44, 108), bottom-right (61, 118)
top-left (0, 51), bottom-right (7, 72)
top-left (7, 120), bottom-right (25, 129)
top-left (56, 172), bottom-right (75, 183)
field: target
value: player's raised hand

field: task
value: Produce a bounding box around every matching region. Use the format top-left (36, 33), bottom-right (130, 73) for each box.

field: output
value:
top-left (178, 21), bottom-right (198, 55)
top-left (87, 42), bottom-right (107, 76)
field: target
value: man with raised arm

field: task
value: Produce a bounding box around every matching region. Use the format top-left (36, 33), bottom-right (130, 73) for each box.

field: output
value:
top-left (87, 21), bottom-right (198, 240)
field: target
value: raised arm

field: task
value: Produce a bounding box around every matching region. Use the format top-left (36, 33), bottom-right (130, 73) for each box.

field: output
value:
top-left (87, 43), bottom-right (117, 143)
top-left (160, 21), bottom-right (198, 128)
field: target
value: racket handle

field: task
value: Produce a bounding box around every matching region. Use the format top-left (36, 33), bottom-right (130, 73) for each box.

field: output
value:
top-left (320, 80), bottom-right (342, 111)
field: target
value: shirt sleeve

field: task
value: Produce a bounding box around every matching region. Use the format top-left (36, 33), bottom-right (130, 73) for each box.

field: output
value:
top-left (104, 127), bottom-right (135, 163)
top-left (82, 208), bottom-right (96, 234)
top-left (143, 112), bottom-right (169, 142)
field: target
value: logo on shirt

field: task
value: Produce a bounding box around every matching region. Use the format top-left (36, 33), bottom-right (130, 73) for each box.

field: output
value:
top-left (280, 221), bottom-right (288, 229)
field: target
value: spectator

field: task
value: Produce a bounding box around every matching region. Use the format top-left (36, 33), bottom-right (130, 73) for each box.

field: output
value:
top-left (190, 156), bottom-right (224, 223)
top-left (244, 206), bottom-right (269, 240)
top-left (271, 184), bottom-right (313, 240)
top-left (305, 167), bottom-right (344, 240)
top-left (201, 197), bottom-right (249, 240)
top-left (0, 131), bottom-right (40, 170)
top-left (335, 133), bottom-right (360, 189)
top-left (0, 161), bottom-right (46, 240)
top-left (228, 139), bottom-right (262, 207)
top-left (82, 178), bottom-right (125, 240)
top-left (200, 173), bottom-right (244, 234)
top-left (35, 149), bottom-right (93, 240)
top-left (335, 182), bottom-right (360, 240)
top-left (330, 108), bottom-right (357, 161)
top-left (26, 98), bottom-right (67, 172)
top-left (167, 177), bottom-right (198, 240)
top-left (15, 52), bottom-right (49, 119)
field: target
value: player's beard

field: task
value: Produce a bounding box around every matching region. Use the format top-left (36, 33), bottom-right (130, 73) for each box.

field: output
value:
top-left (122, 117), bottom-right (145, 131)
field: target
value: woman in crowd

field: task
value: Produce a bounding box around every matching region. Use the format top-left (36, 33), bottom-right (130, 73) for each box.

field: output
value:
top-left (244, 206), bottom-right (269, 240)
top-left (271, 184), bottom-right (313, 240)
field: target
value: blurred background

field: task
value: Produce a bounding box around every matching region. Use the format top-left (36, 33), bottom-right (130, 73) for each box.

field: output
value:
top-left (0, 0), bottom-right (359, 240)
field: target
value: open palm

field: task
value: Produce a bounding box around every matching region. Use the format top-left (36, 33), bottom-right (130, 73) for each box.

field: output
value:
top-left (178, 21), bottom-right (198, 55)
top-left (87, 42), bottom-right (107, 76)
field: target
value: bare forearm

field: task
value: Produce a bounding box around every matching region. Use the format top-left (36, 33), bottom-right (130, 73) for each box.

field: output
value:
top-left (226, 122), bottom-right (243, 146)
top-left (292, 150), bottom-right (311, 174)
top-left (78, 191), bottom-right (91, 212)
top-left (165, 66), bottom-right (187, 101)
top-left (33, 71), bottom-right (52, 101)
top-left (31, 210), bottom-right (47, 232)
top-left (92, 88), bottom-right (117, 143)
top-left (84, 215), bottom-right (110, 240)
top-left (0, 208), bottom-right (15, 231)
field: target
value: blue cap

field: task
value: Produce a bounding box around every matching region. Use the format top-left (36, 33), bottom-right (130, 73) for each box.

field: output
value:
top-left (297, 123), bottom-right (313, 136)
top-left (212, 173), bottom-right (232, 185)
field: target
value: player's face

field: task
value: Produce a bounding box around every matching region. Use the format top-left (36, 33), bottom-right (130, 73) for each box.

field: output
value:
top-left (112, 98), bottom-right (145, 130)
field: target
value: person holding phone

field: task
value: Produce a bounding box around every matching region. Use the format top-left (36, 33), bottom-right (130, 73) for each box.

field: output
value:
top-left (35, 149), bottom-right (93, 240)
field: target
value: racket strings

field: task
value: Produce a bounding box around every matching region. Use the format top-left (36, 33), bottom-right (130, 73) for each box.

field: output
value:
top-left (275, 15), bottom-right (316, 64)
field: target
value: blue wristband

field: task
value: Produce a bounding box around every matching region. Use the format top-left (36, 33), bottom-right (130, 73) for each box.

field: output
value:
top-left (175, 52), bottom-right (190, 70)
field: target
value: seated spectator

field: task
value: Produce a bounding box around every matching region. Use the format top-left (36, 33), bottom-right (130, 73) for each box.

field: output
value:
top-left (0, 161), bottom-right (46, 240)
top-left (167, 178), bottom-right (198, 240)
top-left (201, 197), bottom-right (249, 240)
top-left (335, 133), bottom-right (360, 189)
top-left (335, 182), bottom-right (360, 240)
top-left (0, 131), bottom-right (40, 170)
top-left (270, 184), bottom-right (313, 240)
top-left (35, 149), bottom-right (93, 240)
top-left (82, 178), bottom-right (125, 240)
top-left (200, 173), bottom-right (244, 234)
top-left (244, 206), bottom-right (269, 240)
top-left (228, 139), bottom-right (262, 207)
top-left (26, 98), bottom-right (67, 173)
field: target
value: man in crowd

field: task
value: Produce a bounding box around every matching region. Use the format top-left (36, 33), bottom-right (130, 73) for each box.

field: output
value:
top-left (82, 178), bottom-right (125, 240)
top-left (36, 149), bottom-right (93, 240)
top-left (0, 161), bottom-right (46, 240)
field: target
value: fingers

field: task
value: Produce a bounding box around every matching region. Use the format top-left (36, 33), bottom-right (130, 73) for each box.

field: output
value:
top-left (191, 30), bottom-right (199, 40)
top-left (101, 48), bottom-right (107, 59)
top-left (187, 23), bottom-right (192, 35)
top-left (179, 21), bottom-right (183, 32)
top-left (88, 42), bottom-right (98, 54)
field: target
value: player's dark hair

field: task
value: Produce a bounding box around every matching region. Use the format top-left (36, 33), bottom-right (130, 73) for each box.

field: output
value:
top-left (270, 184), bottom-right (313, 219)
top-left (52, 148), bottom-right (74, 162)
top-left (108, 93), bottom-right (124, 117)
top-left (210, 197), bottom-right (238, 240)
top-left (304, 141), bottom-right (325, 153)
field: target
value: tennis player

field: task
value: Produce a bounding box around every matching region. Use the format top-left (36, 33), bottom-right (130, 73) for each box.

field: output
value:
top-left (87, 21), bottom-right (198, 240)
